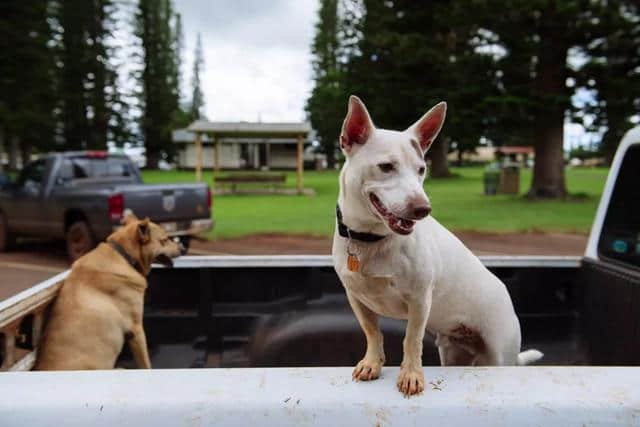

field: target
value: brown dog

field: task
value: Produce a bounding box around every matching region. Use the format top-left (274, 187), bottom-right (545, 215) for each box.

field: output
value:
top-left (35, 212), bottom-right (183, 370)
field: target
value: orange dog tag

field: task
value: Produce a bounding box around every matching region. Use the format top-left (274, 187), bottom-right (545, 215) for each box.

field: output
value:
top-left (347, 254), bottom-right (360, 272)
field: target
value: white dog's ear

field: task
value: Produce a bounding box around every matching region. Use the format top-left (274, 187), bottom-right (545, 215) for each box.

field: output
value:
top-left (407, 102), bottom-right (447, 153)
top-left (340, 95), bottom-right (374, 155)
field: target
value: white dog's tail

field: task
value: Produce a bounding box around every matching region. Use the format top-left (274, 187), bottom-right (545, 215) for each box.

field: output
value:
top-left (517, 349), bottom-right (544, 365)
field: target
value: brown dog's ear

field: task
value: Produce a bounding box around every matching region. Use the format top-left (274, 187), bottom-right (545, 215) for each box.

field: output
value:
top-left (407, 102), bottom-right (447, 153)
top-left (121, 209), bottom-right (138, 226)
top-left (340, 95), bottom-right (374, 155)
top-left (137, 218), bottom-right (151, 244)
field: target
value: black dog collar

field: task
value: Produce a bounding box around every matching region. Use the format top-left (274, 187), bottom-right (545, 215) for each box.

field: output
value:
top-left (336, 204), bottom-right (387, 243)
top-left (108, 240), bottom-right (143, 274)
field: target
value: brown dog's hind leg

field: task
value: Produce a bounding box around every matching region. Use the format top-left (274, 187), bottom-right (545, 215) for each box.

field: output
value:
top-left (346, 291), bottom-right (385, 381)
top-left (127, 325), bottom-right (152, 369)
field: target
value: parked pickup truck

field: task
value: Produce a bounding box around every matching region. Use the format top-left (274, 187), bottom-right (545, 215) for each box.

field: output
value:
top-left (0, 128), bottom-right (639, 425)
top-left (0, 151), bottom-right (213, 260)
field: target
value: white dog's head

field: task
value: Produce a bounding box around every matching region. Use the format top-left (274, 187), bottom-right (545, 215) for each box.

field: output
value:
top-left (339, 95), bottom-right (446, 236)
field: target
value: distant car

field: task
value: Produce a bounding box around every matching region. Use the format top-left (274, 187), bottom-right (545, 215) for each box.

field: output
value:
top-left (0, 151), bottom-right (213, 261)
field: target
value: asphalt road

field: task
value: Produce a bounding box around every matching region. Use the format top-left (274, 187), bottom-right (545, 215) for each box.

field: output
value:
top-left (0, 241), bottom-right (68, 301)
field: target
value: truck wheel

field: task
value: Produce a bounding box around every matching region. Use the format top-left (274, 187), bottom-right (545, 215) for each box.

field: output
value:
top-left (179, 236), bottom-right (191, 254)
top-left (0, 211), bottom-right (14, 252)
top-left (66, 221), bottom-right (95, 262)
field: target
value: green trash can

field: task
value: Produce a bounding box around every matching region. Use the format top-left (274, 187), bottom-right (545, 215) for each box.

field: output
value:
top-left (484, 164), bottom-right (500, 195)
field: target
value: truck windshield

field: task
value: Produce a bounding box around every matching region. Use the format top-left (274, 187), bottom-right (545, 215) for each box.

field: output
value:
top-left (59, 157), bottom-right (138, 181)
top-left (598, 144), bottom-right (640, 269)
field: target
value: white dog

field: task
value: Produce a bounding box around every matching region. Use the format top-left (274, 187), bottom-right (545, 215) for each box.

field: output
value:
top-left (332, 96), bottom-right (542, 396)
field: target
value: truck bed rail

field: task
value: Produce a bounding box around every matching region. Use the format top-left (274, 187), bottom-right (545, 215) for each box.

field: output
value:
top-left (0, 271), bottom-right (68, 371)
top-left (0, 366), bottom-right (637, 426)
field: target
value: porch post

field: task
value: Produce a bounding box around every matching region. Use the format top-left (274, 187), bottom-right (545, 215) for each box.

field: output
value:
top-left (296, 134), bottom-right (304, 195)
top-left (215, 136), bottom-right (221, 174)
top-left (195, 131), bottom-right (202, 182)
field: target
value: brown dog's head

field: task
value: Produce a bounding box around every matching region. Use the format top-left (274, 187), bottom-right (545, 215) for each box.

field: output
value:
top-left (109, 211), bottom-right (184, 275)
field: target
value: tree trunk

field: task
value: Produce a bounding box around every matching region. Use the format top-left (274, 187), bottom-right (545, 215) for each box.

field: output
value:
top-left (601, 130), bottom-right (617, 166)
top-left (0, 127), bottom-right (4, 173)
top-left (457, 148), bottom-right (464, 167)
top-left (9, 135), bottom-right (19, 171)
top-left (529, 108), bottom-right (566, 198)
top-left (20, 141), bottom-right (33, 168)
top-left (325, 142), bottom-right (336, 170)
top-left (89, 0), bottom-right (108, 150)
top-left (527, 2), bottom-right (567, 199)
top-left (429, 137), bottom-right (450, 178)
top-left (146, 150), bottom-right (160, 169)
top-left (601, 108), bottom-right (628, 165)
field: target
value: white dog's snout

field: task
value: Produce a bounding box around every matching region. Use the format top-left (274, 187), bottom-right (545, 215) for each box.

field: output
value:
top-left (405, 195), bottom-right (432, 220)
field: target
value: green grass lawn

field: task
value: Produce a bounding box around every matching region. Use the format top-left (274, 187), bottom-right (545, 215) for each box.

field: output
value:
top-left (142, 167), bottom-right (609, 239)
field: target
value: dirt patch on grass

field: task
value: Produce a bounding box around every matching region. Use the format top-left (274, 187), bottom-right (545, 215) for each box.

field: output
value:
top-left (192, 233), bottom-right (333, 255)
top-left (192, 231), bottom-right (588, 256)
top-left (452, 230), bottom-right (588, 256)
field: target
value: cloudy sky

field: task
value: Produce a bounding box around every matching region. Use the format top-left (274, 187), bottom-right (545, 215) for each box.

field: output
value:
top-left (113, 0), bottom-right (597, 147)
top-left (174, 0), bottom-right (318, 123)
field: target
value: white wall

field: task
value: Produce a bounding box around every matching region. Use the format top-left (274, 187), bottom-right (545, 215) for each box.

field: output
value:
top-left (268, 145), bottom-right (297, 169)
top-left (177, 143), bottom-right (300, 169)
top-left (178, 143), bottom-right (242, 169)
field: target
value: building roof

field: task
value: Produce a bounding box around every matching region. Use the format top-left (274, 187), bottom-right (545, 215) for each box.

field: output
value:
top-left (173, 129), bottom-right (213, 143)
top-left (172, 128), bottom-right (310, 145)
top-left (186, 121), bottom-right (311, 138)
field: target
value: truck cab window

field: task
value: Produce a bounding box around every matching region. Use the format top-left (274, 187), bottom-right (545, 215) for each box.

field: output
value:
top-left (598, 144), bottom-right (640, 269)
top-left (17, 159), bottom-right (47, 189)
top-left (72, 159), bottom-right (90, 178)
top-left (106, 158), bottom-right (132, 177)
top-left (57, 159), bottom-right (74, 183)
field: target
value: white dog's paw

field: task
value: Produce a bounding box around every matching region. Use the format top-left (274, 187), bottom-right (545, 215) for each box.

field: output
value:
top-left (396, 367), bottom-right (424, 397)
top-left (352, 357), bottom-right (383, 381)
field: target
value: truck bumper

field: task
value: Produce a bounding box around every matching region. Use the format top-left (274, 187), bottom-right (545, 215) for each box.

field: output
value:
top-left (112, 218), bottom-right (214, 237)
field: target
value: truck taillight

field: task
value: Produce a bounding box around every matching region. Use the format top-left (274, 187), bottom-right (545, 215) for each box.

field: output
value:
top-left (207, 187), bottom-right (212, 211)
top-left (87, 150), bottom-right (108, 158)
top-left (108, 194), bottom-right (124, 222)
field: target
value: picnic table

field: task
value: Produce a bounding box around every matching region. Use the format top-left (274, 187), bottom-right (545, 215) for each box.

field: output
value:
top-left (214, 173), bottom-right (287, 194)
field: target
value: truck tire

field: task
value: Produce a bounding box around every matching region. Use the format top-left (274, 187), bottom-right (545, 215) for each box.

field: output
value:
top-left (66, 221), bottom-right (95, 262)
top-left (0, 211), bottom-right (14, 252)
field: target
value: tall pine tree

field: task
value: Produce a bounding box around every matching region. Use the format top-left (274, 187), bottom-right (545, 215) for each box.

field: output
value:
top-left (475, 0), bottom-right (612, 198)
top-left (134, 0), bottom-right (182, 167)
top-left (56, 0), bottom-right (122, 150)
top-left (575, 0), bottom-right (640, 163)
top-left (345, 0), bottom-right (479, 177)
top-left (0, 0), bottom-right (56, 168)
top-left (190, 33), bottom-right (205, 120)
top-left (306, 0), bottom-right (344, 169)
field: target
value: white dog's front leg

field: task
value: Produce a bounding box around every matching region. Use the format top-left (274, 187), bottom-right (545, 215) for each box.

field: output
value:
top-left (398, 291), bottom-right (432, 396)
top-left (346, 291), bottom-right (385, 381)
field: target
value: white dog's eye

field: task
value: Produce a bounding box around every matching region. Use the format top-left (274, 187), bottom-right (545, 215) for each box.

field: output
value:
top-left (378, 162), bottom-right (394, 173)
top-left (418, 166), bottom-right (426, 175)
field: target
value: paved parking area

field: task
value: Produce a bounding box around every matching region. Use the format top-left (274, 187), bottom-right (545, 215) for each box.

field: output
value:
top-left (0, 242), bottom-right (68, 300)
